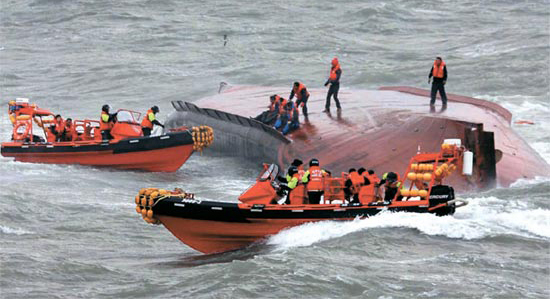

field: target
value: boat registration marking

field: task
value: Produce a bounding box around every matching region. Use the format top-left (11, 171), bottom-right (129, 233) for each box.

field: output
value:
top-left (46, 145), bottom-right (54, 148)
top-left (250, 209), bottom-right (263, 212)
top-left (174, 203), bottom-right (186, 208)
top-left (129, 140), bottom-right (139, 143)
top-left (160, 136), bottom-right (170, 140)
top-left (211, 207), bottom-right (223, 210)
top-left (21, 145), bottom-right (29, 148)
top-left (418, 205), bottom-right (428, 208)
top-left (333, 208), bottom-right (346, 212)
top-left (291, 210), bottom-right (304, 212)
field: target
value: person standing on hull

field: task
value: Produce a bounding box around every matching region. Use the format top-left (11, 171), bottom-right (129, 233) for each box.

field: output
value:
top-left (289, 81), bottom-right (310, 117)
top-left (141, 105), bottom-right (165, 136)
top-left (100, 105), bottom-right (116, 141)
top-left (302, 158), bottom-right (327, 204)
top-left (428, 57), bottom-right (448, 108)
top-left (323, 57), bottom-right (342, 112)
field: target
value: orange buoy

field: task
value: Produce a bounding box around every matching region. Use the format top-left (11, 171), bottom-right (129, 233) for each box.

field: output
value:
top-left (400, 189), bottom-right (410, 197)
top-left (407, 172), bottom-right (417, 181)
top-left (135, 195), bottom-right (140, 205)
top-left (146, 209), bottom-right (154, 218)
top-left (136, 206), bottom-right (142, 214)
top-left (418, 190), bottom-right (428, 197)
top-left (410, 190), bottom-right (419, 197)
top-left (141, 208), bottom-right (147, 217)
top-left (140, 197), bottom-right (147, 206)
top-left (150, 191), bottom-right (159, 198)
top-left (423, 173), bottom-right (432, 181)
top-left (410, 163), bottom-right (418, 171)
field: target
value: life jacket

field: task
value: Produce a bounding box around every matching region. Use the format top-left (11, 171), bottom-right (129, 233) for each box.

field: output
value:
top-left (100, 111), bottom-right (112, 131)
top-left (432, 60), bottom-right (446, 78)
top-left (141, 109), bottom-right (155, 129)
top-left (54, 118), bottom-right (65, 135)
top-left (329, 61), bottom-right (341, 82)
top-left (349, 172), bottom-right (364, 194)
top-left (306, 165), bottom-right (324, 192)
top-left (287, 173), bottom-right (301, 189)
top-left (365, 173), bottom-right (380, 185)
top-left (269, 96), bottom-right (280, 112)
top-left (278, 98), bottom-right (288, 114)
top-left (292, 83), bottom-right (310, 100)
top-left (297, 165), bottom-right (305, 180)
top-left (64, 122), bottom-right (77, 141)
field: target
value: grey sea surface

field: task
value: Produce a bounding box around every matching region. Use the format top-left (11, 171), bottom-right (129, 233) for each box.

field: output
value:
top-left (1, 0), bottom-right (549, 298)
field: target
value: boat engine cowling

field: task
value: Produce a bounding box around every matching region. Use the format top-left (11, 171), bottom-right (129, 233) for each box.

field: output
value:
top-left (428, 185), bottom-right (456, 216)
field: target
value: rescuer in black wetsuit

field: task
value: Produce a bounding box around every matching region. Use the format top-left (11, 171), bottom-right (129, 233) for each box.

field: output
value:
top-left (428, 57), bottom-right (448, 107)
top-left (324, 57), bottom-right (342, 112)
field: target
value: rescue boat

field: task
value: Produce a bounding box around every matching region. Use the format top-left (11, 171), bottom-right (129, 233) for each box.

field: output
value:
top-left (1, 99), bottom-right (213, 172)
top-left (135, 140), bottom-right (470, 254)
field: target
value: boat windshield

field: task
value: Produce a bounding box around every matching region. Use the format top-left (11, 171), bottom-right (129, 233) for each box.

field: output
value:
top-left (116, 110), bottom-right (140, 123)
top-left (259, 164), bottom-right (279, 182)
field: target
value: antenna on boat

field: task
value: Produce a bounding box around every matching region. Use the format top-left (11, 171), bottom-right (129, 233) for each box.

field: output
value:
top-left (417, 145), bottom-right (421, 154)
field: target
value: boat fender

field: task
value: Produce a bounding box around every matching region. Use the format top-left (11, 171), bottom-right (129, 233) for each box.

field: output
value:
top-left (13, 121), bottom-right (31, 141)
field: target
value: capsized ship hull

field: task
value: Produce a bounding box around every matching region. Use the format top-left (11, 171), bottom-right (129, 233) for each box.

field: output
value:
top-left (1, 131), bottom-right (194, 172)
top-left (166, 86), bottom-right (550, 191)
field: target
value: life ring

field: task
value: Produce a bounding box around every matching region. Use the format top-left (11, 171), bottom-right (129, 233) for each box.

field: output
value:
top-left (13, 121), bottom-right (31, 141)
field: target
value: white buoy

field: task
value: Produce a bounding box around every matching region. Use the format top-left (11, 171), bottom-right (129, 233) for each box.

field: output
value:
top-left (463, 151), bottom-right (473, 175)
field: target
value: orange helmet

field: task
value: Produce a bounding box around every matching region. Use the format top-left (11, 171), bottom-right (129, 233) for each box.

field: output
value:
top-left (331, 57), bottom-right (339, 66)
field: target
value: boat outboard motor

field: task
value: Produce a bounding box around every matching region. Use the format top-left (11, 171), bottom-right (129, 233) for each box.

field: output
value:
top-left (429, 185), bottom-right (456, 216)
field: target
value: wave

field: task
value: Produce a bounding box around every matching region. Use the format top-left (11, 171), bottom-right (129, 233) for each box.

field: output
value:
top-left (267, 196), bottom-right (550, 250)
top-left (0, 225), bottom-right (33, 235)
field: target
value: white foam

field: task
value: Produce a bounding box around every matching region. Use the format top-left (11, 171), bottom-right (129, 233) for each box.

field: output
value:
top-left (0, 225), bottom-right (33, 235)
top-left (267, 197), bottom-right (550, 250)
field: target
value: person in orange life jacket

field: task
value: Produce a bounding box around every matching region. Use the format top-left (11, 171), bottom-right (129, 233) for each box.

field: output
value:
top-left (141, 105), bottom-right (164, 136)
top-left (61, 118), bottom-right (76, 141)
top-left (274, 100), bottom-right (298, 133)
top-left (323, 57), bottom-right (342, 112)
top-left (344, 168), bottom-right (371, 203)
top-left (289, 81), bottom-right (310, 117)
top-left (50, 114), bottom-right (65, 142)
top-left (302, 158), bottom-right (328, 204)
top-left (428, 57), bottom-right (448, 107)
top-left (100, 104), bottom-right (116, 141)
top-left (379, 171), bottom-right (401, 202)
top-left (255, 95), bottom-right (285, 125)
top-left (282, 101), bottom-right (300, 135)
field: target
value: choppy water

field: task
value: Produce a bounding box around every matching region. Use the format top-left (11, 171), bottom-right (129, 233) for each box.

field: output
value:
top-left (1, 0), bottom-right (549, 298)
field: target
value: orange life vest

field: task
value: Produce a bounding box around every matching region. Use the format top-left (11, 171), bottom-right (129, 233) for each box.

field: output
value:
top-left (329, 64), bottom-right (341, 81)
top-left (292, 83), bottom-right (310, 100)
top-left (432, 60), bottom-right (446, 78)
top-left (65, 123), bottom-right (77, 141)
top-left (297, 165), bottom-right (305, 180)
top-left (100, 111), bottom-right (112, 131)
top-left (141, 109), bottom-right (154, 129)
top-left (365, 173), bottom-right (380, 185)
top-left (278, 98), bottom-right (288, 114)
top-left (54, 119), bottom-right (65, 135)
top-left (306, 165), bottom-right (325, 192)
top-left (349, 172), bottom-right (364, 194)
top-left (269, 96), bottom-right (280, 112)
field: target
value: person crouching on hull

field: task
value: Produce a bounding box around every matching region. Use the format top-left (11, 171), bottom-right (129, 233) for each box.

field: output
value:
top-left (141, 105), bottom-right (165, 136)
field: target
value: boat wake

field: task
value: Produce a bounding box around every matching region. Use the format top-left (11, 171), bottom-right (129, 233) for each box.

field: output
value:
top-left (0, 225), bottom-right (33, 235)
top-left (267, 195), bottom-right (550, 251)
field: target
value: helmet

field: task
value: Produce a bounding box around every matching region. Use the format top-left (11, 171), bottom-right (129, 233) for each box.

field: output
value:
top-left (358, 167), bottom-right (366, 175)
top-left (293, 81), bottom-right (300, 87)
top-left (291, 159), bottom-right (303, 167)
top-left (309, 158), bottom-right (319, 167)
top-left (152, 105), bottom-right (159, 113)
top-left (332, 57), bottom-right (339, 66)
top-left (288, 166), bottom-right (298, 176)
top-left (102, 104), bottom-right (110, 112)
top-left (386, 172), bottom-right (398, 182)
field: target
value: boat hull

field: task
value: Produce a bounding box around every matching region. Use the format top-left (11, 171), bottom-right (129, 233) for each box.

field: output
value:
top-left (1, 131), bottom-right (194, 172)
top-left (152, 198), bottom-right (437, 254)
